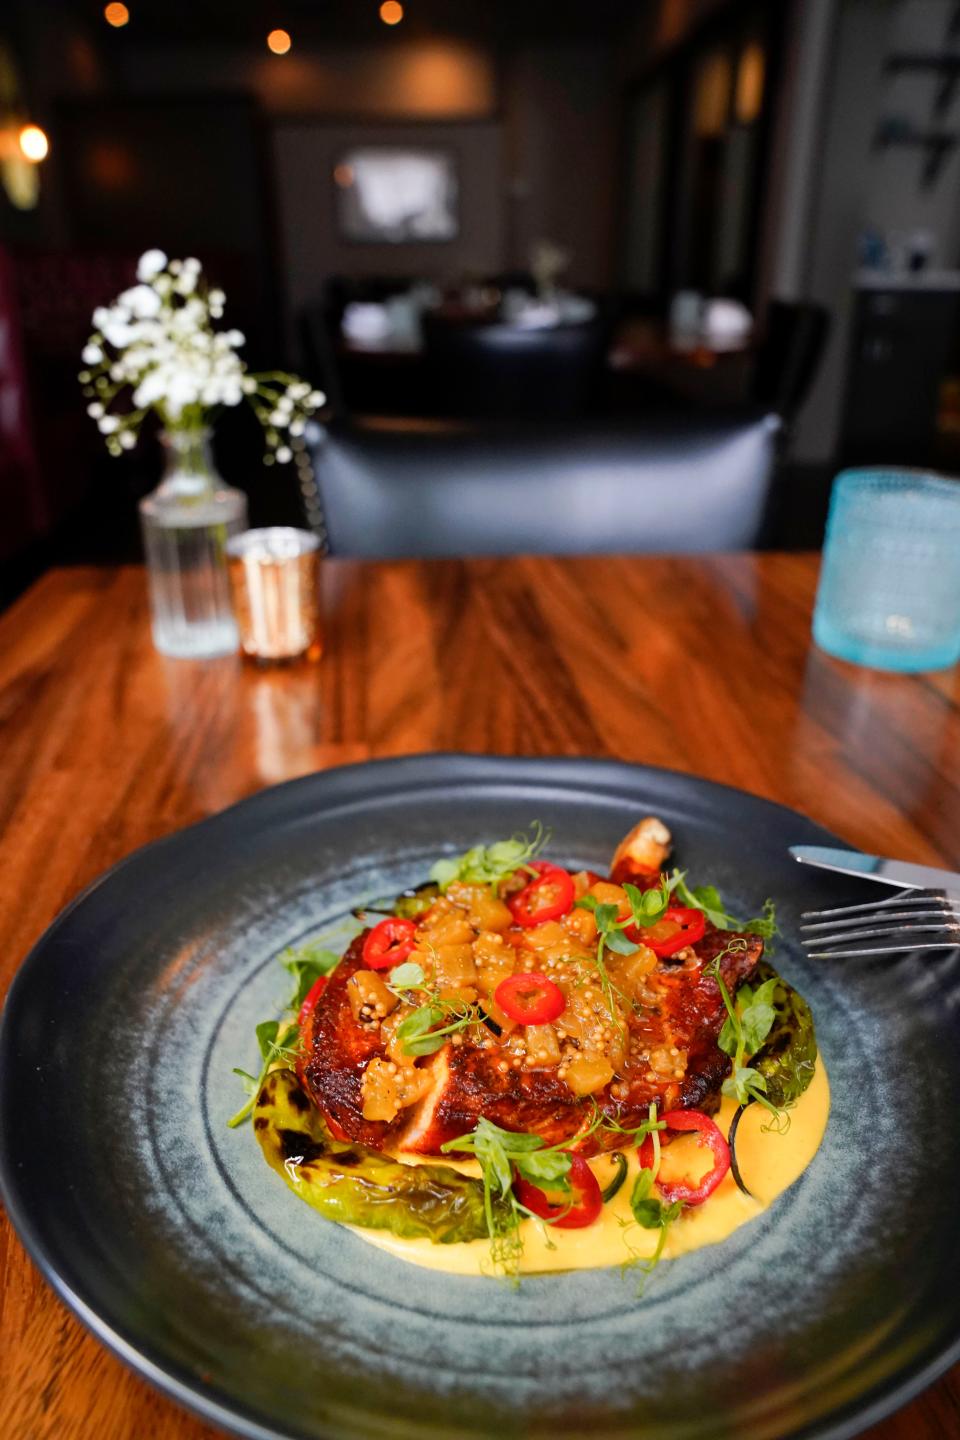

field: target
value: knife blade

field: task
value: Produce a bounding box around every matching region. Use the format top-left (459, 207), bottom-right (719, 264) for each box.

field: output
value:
top-left (789, 845), bottom-right (960, 895)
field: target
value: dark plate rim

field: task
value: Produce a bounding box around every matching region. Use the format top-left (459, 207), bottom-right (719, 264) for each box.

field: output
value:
top-left (2, 752), bottom-right (959, 1440)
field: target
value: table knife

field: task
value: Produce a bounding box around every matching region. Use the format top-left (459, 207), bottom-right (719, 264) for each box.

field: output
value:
top-left (789, 844), bottom-right (960, 894)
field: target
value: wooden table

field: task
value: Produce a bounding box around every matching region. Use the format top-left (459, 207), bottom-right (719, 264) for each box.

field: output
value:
top-left (3, 555), bottom-right (960, 1440)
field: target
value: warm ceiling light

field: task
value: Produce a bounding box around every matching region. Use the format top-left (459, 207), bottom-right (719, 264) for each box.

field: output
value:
top-left (19, 124), bottom-right (49, 163)
top-left (380, 2), bottom-right (404, 25)
top-left (267, 28), bottom-right (291, 54)
top-left (104, 2), bottom-right (130, 26)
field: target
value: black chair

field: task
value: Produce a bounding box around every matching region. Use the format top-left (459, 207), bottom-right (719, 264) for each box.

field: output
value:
top-left (422, 312), bottom-right (611, 420)
top-left (753, 300), bottom-right (830, 423)
top-left (303, 412), bottom-right (781, 558)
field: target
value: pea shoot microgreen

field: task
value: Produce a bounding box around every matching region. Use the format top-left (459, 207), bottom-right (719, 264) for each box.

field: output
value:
top-left (441, 1117), bottom-right (576, 1279)
top-left (430, 822), bottom-right (550, 895)
top-left (575, 876), bottom-right (672, 1032)
top-left (280, 942), bottom-right (341, 1010)
top-left (597, 1100), bottom-right (666, 1153)
top-left (628, 1169), bottom-right (683, 1269)
top-left (705, 947), bottom-right (785, 1119)
top-left (669, 872), bottom-right (779, 945)
top-left (384, 959), bottom-right (488, 1056)
top-left (386, 960), bottom-right (426, 992)
top-left (396, 997), bottom-right (486, 1056)
top-left (229, 938), bottom-right (343, 1128)
top-left (228, 1019), bottom-right (301, 1129)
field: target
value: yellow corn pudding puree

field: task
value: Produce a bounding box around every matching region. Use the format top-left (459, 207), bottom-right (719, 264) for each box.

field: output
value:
top-left (351, 1058), bottom-right (829, 1275)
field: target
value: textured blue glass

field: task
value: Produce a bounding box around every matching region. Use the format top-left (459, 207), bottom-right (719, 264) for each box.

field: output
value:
top-left (813, 469), bottom-right (960, 672)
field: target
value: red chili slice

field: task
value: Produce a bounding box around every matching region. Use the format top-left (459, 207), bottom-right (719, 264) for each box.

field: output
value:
top-left (508, 862), bottom-right (575, 928)
top-left (494, 971), bottom-right (566, 1024)
top-left (296, 974), bottom-right (328, 1030)
top-left (638, 1109), bottom-right (730, 1206)
top-left (362, 917), bottom-right (417, 970)
top-left (514, 1153), bottom-right (603, 1229)
top-left (641, 906), bottom-right (706, 957)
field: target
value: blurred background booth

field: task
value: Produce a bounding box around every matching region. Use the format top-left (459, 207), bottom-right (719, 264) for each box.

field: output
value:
top-left (2, 0), bottom-right (960, 597)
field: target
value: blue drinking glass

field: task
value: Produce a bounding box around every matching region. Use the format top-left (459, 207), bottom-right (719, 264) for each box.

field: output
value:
top-left (813, 469), bottom-right (960, 672)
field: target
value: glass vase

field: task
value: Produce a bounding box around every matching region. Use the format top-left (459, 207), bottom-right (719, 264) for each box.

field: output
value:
top-left (139, 426), bottom-right (248, 659)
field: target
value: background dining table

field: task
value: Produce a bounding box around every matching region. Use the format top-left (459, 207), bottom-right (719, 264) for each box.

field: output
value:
top-left (2, 552), bottom-right (960, 1440)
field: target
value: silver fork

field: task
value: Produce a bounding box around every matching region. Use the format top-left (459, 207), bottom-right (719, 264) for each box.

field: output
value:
top-left (801, 888), bottom-right (960, 958)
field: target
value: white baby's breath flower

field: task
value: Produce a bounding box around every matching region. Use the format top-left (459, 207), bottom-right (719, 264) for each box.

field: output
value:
top-left (102, 320), bottom-right (133, 349)
top-left (165, 372), bottom-right (200, 417)
top-left (308, 390), bottom-right (325, 408)
top-left (137, 249), bottom-right (168, 281)
top-left (84, 257), bottom-right (315, 467)
top-left (86, 401), bottom-right (104, 418)
top-left (133, 371), bottom-right (168, 409)
top-left (121, 284), bottom-right (162, 319)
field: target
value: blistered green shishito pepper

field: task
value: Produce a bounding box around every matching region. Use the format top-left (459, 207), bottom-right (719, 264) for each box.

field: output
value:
top-left (753, 966), bottom-right (818, 1108)
top-left (254, 1068), bottom-right (508, 1244)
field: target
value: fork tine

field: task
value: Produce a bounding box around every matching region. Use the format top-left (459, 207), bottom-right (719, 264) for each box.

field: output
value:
top-left (806, 939), bottom-right (960, 958)
top-left (801, 888), bottom-right (950, 920)
top-left (803, 920), bottom-right (960, 947)
top-left (801, 907), bottom-right (958, 933)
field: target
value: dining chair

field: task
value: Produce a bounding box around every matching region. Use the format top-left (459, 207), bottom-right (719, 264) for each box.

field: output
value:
top-left (300, 412), bottom-right (782, 558)
top-left (421, 312), bottom-right (611, 420)
top-left (753, 300), bottom-right (830, 424)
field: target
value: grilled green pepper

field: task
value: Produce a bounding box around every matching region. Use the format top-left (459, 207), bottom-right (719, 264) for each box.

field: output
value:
top-left (253, 1068), bottom-right (508, 1244)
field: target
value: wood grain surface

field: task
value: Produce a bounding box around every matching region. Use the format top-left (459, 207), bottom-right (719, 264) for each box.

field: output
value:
top-left (2, 556), bottom-right (960, 1440)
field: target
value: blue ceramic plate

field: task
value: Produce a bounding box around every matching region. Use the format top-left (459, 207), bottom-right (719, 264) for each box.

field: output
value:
top-left (2, 755), bottom-right (959, 1440)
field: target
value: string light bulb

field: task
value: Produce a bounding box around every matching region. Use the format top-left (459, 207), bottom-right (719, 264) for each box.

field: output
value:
top-left (104, 2), bottom-right (130, 26)
top-left (380, 2), bottom-right (404, 24)
top-left (19, 124), bottom-right (50, 163)
top-left (267, 28), bottom-right (292, 55)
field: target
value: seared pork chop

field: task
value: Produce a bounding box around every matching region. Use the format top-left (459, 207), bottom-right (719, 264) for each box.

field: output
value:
top-left (301, 924), bottom-right (762, 1156)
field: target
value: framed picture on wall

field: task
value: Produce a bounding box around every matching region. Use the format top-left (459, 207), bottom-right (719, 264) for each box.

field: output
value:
top-left (333, 146), bottom-right (459, 243)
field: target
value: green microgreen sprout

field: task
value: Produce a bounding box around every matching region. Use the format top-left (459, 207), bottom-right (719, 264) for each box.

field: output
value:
top-left (705, 946), bottom-right (786, 1123)
top-left (229, 938), bottom-right (343, 1128)
top-left (429, 822), bottom-right (550, 896)
top-left (669, 872), bottom-right (779, 946)
top-left (384, 958), bottom-right (487, 1057)
top-left (395, 997), bottom-right (486, 1057)
top-left (575, 876), bottom-right (672, 1033)
top-left (628, 1168), bottom-right (683, 1270)
top-left (228, 1019), bottom-right (301, 1129)
top-left (441, 1111), bottom-right (607, 1281)
top-left (280, 942), bottom-right (341, 1009)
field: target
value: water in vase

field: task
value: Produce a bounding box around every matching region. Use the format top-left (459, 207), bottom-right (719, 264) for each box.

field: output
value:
top-left (139, 428), bottom-right (248, 659)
